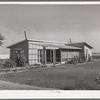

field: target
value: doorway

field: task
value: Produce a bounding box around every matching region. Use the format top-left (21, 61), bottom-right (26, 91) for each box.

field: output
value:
top-left (56, 49), bottom-right (61, 63)
top-left (46, 50), bottom-right (53, 64)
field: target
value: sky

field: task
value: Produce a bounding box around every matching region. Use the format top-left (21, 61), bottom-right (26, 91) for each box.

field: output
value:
top-left (0, 4), bottom-right (100, 54)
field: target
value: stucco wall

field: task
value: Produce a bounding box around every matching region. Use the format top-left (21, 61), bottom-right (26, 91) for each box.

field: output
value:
top-left (84, 46), bottom-right (92, 60)
top-left (28, 41), bottom-right (44, 65)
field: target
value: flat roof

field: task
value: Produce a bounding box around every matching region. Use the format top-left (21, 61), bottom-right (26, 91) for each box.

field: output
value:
top-left (66, 42), bottom-right (93, 49)
top-left (7, 39), bottom-right (67, 48)
top-left (7, 39), bottom-right (82, 50)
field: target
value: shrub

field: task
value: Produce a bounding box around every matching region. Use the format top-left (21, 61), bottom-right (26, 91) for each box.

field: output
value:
top-left (11, 68), bottom-right (17, 72)
top-left (41, 64), bottom-right (47, 68)
top-left (33, 63), bottom-right (41, 67)
top-left (3, 68), bottom-right (10, 73)
top-left (67, 57), bottom-right (79, 64)
top-left (51, 65), bottom-right (56, 67)
top-left (16, 55), bottom-right (27, 67)
top-left (79, 58), bottom-right (84, 63)
top-left (0, 62), bottom-right (4, 69)
top-left (4, 60), bottom-right (16, 68)
top-left (88, 56), bottom-right (92, 62)
top-left (67, 58), bottom-right (73, 64)
top-left (79, 56), bottom-right (86, 63)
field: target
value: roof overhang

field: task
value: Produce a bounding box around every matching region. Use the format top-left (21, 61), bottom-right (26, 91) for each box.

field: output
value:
top-left (7, 39), bottom-right (27, 48)
top-left (30, 43), bottom-right (82, 50)
top-left (66, 42), bottom-right (93, 49)
top-left (7, 39), bottom-right (82, 50)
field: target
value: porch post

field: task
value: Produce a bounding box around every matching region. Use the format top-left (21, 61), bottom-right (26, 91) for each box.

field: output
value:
top-left (45, 48), bottom-right (46, 64)
top-left (42, 46), bottom-right (46, 64)
top-left (60, 49), bottom-right (62, 63)
top-left (53, 49), bottom-right (56, 65)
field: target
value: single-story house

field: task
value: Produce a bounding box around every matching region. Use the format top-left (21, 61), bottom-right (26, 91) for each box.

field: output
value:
top-left (0, 54), bottom-right (9, 59)
top-left (0, 54), bottom-right (9, 63)
top-left (7, 39), bottom-right (93, 65)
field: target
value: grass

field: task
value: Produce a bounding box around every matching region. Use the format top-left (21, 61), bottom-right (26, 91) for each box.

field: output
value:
top-left (0, 60), bottom-right (100, 90)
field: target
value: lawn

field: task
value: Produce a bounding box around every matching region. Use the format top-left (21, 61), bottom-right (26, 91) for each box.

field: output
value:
top-left (0, 60), bottom-right (100, 90)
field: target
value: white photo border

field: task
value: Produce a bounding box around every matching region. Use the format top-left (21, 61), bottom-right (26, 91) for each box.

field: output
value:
top-left (0, 1), bottom-right (100, 99)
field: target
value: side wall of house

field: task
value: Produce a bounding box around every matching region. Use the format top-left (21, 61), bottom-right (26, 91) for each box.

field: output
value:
top-left (84, 46), bottom-right (92, 60)
top-left (10, 40), bottom-right (28, 63)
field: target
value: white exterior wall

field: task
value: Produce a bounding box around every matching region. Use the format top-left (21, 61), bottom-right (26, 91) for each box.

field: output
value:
top-left (28, 41), bottom-right (43, 65)
top-left (84, 46), bottom-right (92, 60)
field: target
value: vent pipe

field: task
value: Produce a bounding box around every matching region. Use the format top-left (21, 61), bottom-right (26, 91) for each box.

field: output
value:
top-left (24, 31), bottom-right (27, 40)
top-left (70, 38), bottom-right (72, 43)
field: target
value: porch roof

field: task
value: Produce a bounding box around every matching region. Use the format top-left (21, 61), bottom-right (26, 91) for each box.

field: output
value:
top-left (32, 43), bottom-right (82, 50)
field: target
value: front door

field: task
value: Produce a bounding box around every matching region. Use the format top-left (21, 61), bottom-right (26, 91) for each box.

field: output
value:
top-left (46, 50), bottom-right (53, 64)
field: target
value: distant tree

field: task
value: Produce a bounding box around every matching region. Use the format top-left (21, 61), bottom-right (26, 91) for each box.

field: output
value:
top-left (0, 33), bottom-right (4, 46)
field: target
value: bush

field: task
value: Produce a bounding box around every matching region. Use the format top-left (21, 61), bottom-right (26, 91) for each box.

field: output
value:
top-left (79, 58), bottom-right (85, 63)
top-left (51, 65), bottom-right (56, 67)
top-left (4, 60), bottom-right (16, 68)
top-left (41, 64), bottom-right (47, 68)
top-left (0, 63), bottom-right (4, 69)
top-left (67, 57), bottom-right (79, 64)
top-left (67, 58), bottom-right (73, 64)
top-left (33, 63), bottom-right (41, 67)
top-left (16, 55), bottom-right (27, 67)
top-left (72, 56), bottom-right (79, 64)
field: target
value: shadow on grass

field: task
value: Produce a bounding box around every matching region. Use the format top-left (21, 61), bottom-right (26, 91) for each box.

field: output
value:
top-left (60, 86), bottom-right (97, 90)
top-left (60, 83), bottom-right (99, 90)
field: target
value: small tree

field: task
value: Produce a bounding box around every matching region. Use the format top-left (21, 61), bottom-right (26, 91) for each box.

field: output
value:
top-left (0, 33), bottom-right (4, 46)
top-left (16, 50), bottom-right (27, 67)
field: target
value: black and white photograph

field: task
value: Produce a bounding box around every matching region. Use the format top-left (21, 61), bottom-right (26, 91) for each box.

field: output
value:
top-left (0, 2), bottom-right (100, 91)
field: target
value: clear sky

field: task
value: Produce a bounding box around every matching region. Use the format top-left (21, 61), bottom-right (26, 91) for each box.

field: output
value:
top-left (0, 4), bottom-right (100, 54)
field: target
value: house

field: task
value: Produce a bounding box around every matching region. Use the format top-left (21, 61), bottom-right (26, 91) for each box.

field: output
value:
top-left (66, 42), bottom-right (93, 61)
top-left (92, 53), bottom-right (100, 59)
top-left (0, 54), bottom-right (9, 59)
top-left (7, 39), bottom-right (84, 65)
top-left (0, 54), bottom-right (9, 63)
